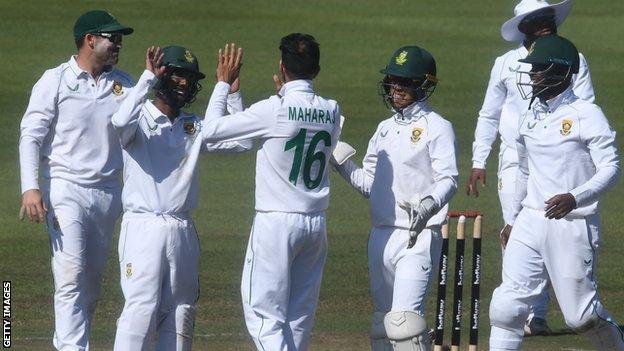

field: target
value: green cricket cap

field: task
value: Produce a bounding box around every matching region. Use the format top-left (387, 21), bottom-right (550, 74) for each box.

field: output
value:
top-left (162, 46), bottom-right (206, 80)
top-left (73, 10), bottom-right (134, 39)
top-left (519, 34), bottom-right (579, 73)
top-left (380, 45), bottom-right (437, 80)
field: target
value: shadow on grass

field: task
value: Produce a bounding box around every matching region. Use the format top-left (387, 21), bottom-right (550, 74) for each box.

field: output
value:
top-left (526, 325), bottom-right (624, 337)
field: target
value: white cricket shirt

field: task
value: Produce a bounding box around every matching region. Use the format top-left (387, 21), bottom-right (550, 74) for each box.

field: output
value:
top-left (471, 46), bottom-right (595, 169)
top-left (112, 70), bottom-right (251, 214)
top-left (336, 101), bottom-right (458, 229)
top-left (204, 80), bottom-right (342, 213)
top-left (511, 87), bottom-right (620, 222)
top-left (19, 56), bottom-right (134, 192)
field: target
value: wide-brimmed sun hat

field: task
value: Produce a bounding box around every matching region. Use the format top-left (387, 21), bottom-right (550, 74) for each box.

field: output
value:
top-left (501, 0), bottom-right (573, 42)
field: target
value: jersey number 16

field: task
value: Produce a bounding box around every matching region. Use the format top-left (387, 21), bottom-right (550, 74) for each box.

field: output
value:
top-left (285, 128), bottom-right (331, 190)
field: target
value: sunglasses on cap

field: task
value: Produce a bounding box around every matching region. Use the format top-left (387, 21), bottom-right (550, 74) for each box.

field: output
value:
top-left (92, 32), bottom-right (123, 43)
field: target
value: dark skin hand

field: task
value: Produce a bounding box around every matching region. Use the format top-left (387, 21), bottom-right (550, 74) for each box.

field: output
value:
top-left (466, 168), bottom-right (486, 197)
top-left (500, 224), bottom-right (512, 249)
top-left (544, 193), bottom-right (577, 219)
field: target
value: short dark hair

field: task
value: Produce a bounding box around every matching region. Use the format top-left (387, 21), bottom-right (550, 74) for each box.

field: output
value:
top-left (279, 33), bottom-right (320, 79)
top-left (75, 35), bottom-right (86, 49)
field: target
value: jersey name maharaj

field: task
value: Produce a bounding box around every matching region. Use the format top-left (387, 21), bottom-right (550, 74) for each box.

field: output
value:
top-left (288, 106), bottom-right (335, 125)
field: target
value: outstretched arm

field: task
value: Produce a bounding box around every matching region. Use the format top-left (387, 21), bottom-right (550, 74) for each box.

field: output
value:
top-left (333, 132), bottom-right (378, 198)
top-left (111, 46), bottom-right (165, 147)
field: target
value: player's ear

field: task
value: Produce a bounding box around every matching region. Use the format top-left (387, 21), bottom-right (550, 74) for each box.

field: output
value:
top-left (279, 61), bottom-right (287, 81)
top-left (84, 33), bottom-right (96, 50)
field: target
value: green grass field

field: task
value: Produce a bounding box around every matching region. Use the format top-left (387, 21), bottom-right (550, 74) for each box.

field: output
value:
top-left (1, 1), bottom-right (623, 350)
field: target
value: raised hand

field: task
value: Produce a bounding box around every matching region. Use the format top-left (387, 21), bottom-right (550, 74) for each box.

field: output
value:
top-left (146, 46), bottom-right (166, 78)
top-left (216, 43), bottom-right (243, 85)
top-left (466, 168), bottom-right (486, 197)
top-left (544, 193), bottom-right (576, 219)
top-left (19, 189), bottom-right (47, 223)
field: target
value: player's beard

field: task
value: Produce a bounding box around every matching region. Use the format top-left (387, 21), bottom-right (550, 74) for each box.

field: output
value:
top-left (157, 85), bottom-right (193, 109)
top-left (93, 40), bottom-right (120, 67)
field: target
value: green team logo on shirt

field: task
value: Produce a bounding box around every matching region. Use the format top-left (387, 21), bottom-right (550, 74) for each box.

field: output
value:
top-left (288, 107), bottom-right (335, 124)
top-left (66, 83), bottom-right (79, 92)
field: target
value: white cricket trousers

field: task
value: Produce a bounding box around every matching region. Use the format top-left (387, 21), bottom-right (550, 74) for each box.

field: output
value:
top-left (368, 226), bottom-right (442, 314)
top-left (43, 178), bottom-right (121, 351)
top-left (114, 212), bottom-right (200, 351)
top-left (241, 211), bottom-right (327, 351)
top-left (489, 208), bottom-right (624, 350)
top-left (497, 144), bottom-right (549, 320)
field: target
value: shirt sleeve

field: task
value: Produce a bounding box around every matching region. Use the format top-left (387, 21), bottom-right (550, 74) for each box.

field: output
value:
top-left (334, 127), bottom-right (378, 198)
top-left (18, 69), bottom-right (59, 193)
top-left (572, 54), bottom-right (595, 103)
top-left (202, 89), bottom-right (253, 153)
top-left (202, 81), bottom-right (276, 143)
top-left (511, 133), bottom-right (529, 225)
top-left (569, 106), bottom-right (620, 207)
top-left (428, 120), bottom-right (459, 208)
top-left (202, 140), bottom-right (253, 153)
top-left (111, 70), bottom-right (156, 147)
top-left (227, 91), bottom-right (244, 113)
top-left (472, 56), bottom-right (507, 169)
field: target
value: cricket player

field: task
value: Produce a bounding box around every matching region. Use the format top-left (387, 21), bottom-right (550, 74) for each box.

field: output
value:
top-left (332, 46), bottom-right (458, 350)
top-left (18, 10), bottom-right (133, 350)
top-left (202, 34), bottom-right (342, 351)
top-left (466, 0), bottom-right (595, 335)
top-left (488, 34), bottom-right (623, 351)
top-left (111, 46), bottom-right (250, 351)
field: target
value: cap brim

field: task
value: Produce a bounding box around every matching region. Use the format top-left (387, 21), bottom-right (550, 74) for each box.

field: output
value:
top-left (166, 65), bottom-right (206, 80)
top-left (500, 0), bottom-right (573, 42)
top-left (99, 24), bottom-right (134, 35)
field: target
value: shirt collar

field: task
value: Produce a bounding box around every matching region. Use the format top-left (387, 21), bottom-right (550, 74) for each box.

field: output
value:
top-left (68, 56), bottom-right (87, 78)
top-left (533, 86), bottom-right (575, 113)
top-left (278, 79), bottom-right (314, 97)
top-left (67, 55), bottom-right (114, 79)
top-left (144, 100), bottom-right (195, 126)
top-left (394, 100), bottom-right (431, 124)
top-left (144, 100), bottom-right (171, 126)
top-left (518, 45), bottom-right (528, 56)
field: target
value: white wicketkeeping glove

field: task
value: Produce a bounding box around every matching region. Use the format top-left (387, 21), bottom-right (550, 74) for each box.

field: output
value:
top-left (331, 141), bottom-right (356, 166)
top-left (398, 195), bottom-right (438, 248)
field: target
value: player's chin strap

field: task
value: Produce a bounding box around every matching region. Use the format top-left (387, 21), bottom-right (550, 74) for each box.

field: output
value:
top-left (528, 96), bottom-right (537, 110)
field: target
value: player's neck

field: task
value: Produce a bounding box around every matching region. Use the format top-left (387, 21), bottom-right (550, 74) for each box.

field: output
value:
top-left (75, 53), bottom-right (108, 80)
top-left (153, 98), bottom-right (180, 122)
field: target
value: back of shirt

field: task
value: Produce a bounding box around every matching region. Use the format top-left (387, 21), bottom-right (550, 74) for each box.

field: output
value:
top-left (257, 86), bottom-right (340, 212)
top-left (204, 80), bottom-right (341, 213)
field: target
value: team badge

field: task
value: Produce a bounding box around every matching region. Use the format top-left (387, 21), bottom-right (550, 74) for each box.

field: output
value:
top-left (125, 263), bottom-right (133, 278)
top-left (560, 119), bottom-right (573, 136)
top-left (183, 121), bottom-right (197, 135)
top-left (395, 51), bottom-right (408, 65)
top-left (184, 50), bottom-right (195, 63)
top-left (112, 81), bottom-right (123, 96)
top-left (411, 127), bottom-right (423, 143)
